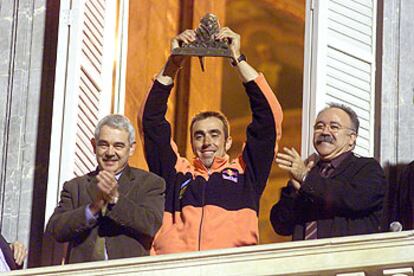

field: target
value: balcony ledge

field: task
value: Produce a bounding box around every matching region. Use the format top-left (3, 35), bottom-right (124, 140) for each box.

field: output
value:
top-left (7, 230), bottom-right (414, 276)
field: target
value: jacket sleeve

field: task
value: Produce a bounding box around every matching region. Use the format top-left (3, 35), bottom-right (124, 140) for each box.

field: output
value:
top-left (46, 181), bottom-right (97, 243)
top-left (270, 183), bottom-right (306, 236)
top-left (138, 80), bottom-right (179, 183)
top-left (242, 74), bottom-right (283, 196)
top-left (105, 174), bottom-right (166, 238)
top-left (300, 158), bottom-right (387, 216)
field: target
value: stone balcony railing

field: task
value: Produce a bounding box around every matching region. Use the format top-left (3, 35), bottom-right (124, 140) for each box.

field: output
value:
top-left (6, 231), bottom-right (414, 276)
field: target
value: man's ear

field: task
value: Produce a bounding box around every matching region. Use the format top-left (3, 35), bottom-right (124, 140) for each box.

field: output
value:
top-left (90, 138), bottom-right (97, 154)
top-left (129, 142), bottom-right (137, 156)
top-left (225, 136), bottom-right (233, 152)
top-left (349, 133), bottom-right (357, 148)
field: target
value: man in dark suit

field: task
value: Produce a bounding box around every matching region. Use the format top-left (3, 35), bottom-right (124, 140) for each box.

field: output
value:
top-left (46, 114), bottom-right (165, 264)
top-left (270, 103), bottom-right (387, 240)
top-left (388, 161), bottom-right (414, 231)
top-left (0, 234), bottom-right (26, 271)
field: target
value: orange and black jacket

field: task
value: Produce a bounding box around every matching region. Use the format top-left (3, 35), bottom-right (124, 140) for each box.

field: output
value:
top-left (139, 74), bottom-right (283, 254)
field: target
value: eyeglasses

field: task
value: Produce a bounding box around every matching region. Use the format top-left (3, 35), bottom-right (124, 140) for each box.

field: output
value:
top-left (313, 123), bottom-right (356, 134)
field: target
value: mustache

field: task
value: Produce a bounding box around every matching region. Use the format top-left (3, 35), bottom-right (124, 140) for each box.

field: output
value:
top-left (316, 135), bottom-right (335, 144)
top-left (103, 157), bottom-right (118, 161)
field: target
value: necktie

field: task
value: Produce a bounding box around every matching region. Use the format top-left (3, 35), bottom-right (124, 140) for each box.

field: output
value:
top-left (304, 162), bottom-right (333, 240)
top-left (91, 232), bottom-right (106, 261)
top-left (304, 221), bottom-right (317, 240)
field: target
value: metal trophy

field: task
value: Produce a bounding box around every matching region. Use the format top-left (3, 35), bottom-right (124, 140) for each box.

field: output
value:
top-left (172, 13), bottom-right (232, 71)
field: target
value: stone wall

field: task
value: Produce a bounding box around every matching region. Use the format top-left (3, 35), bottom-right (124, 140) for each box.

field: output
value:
top-left (0, 0), bottom-right (52, 267)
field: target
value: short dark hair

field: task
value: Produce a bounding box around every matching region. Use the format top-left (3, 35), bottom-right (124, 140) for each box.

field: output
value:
top-left (190, 111), bottom-right (230, 139)
top-left (319, 103), bottom-right (360, 134)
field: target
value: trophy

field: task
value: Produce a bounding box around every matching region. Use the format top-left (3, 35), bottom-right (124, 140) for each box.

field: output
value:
top-left (172, 13), bottom-right (233, 71)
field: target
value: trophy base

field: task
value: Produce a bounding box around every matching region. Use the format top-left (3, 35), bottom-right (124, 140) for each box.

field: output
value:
top-left (172, 47), bottom-right (233, 58)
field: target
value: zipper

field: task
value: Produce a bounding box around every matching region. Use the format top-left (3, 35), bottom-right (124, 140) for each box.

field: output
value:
top-left (198, 169), bottom-right (210, 250)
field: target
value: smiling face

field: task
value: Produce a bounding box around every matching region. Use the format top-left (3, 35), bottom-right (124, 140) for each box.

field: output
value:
top-left (313, 107), bottom-right (357, 161)
top-left (91, 125), bottom-right (136, 174)
top-left (191, 117), bottom-right (232, 169)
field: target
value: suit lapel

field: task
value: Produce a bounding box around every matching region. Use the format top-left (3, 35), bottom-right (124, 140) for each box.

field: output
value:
top-left (118, 165), bottom-right (135, 196)
top-left (86, 169), bottom-right (99, 202)
top-left (330, 153), bottom-right (356, 178)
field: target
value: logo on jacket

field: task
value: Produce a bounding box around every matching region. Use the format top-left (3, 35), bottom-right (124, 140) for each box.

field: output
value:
top-left (222, 168), bottom-right (238, 183)
top-left (179, 178), bottom-right (192, 199)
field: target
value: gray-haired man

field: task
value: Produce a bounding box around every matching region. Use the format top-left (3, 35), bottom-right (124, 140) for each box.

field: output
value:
top-left (47, 114), bottom-right (165, 263)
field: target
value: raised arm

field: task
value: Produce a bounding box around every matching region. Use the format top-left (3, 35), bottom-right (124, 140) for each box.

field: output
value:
top-left (215, 27), bottom-right (258, 82)
top-left (139, 30), bottom-right (206, 181)
top-left (215, 28), bottom-right (283, 195)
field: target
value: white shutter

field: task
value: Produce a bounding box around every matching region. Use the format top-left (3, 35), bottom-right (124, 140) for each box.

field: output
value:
top-left (45, 0), bottom-right (116, 222)
top-left (302, 0), bottom-right (377, 157)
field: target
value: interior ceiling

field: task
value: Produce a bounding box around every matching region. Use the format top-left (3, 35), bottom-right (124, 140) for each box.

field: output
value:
top-left (261, 0), bottom-right (306, 22)
top-left (226, 0), bottom-right (305, 71)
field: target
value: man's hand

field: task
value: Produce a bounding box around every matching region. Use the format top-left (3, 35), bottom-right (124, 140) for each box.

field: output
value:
top-left (215, 27), bottom-right (258, 81)
top-left (157, 30), bottom-right (195, 83)
top-left (169, 29), bottom-right (195, 68)
top-left (275, 147), bottom-right (316, 188)
top-left (214, 27), bottom-right (241, 61)
top-left (9, 241), bottom-right (27, 266)
top-left (90, 171), bottom-right (119, 214)
top-left (96, 170), bottom-right (119, 201)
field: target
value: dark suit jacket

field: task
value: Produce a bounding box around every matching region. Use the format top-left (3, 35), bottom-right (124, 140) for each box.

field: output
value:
top-left (46, 166), bottom-right (165, 264)
top-left (0, 233), bottom-right (16, 270)
top-left (270, 153), bottom-right (387, 240)
top-left (388, 161), bottom-right (414, 230)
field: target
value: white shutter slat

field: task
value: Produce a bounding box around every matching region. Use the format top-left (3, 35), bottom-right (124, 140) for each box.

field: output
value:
top-left (79, 80), bottom-right (100, 112)
top-left (80, 60), bottom-right (102, 91)
top-left (325, 87), bottom-right (370, 112)
top-left (76, 131), bottom-right (95, 160)
top-left (77, 101), bottom-right (98, 134)
top-left (83, 28), bottom-right (103, 54)
top-left (326, 65), bottom-right (371, 93)
top-left (328, 9), bottom-right (372, 36)
top-left (328, 1), bottom-right (374, 55)
top-left (330, 0), bottom-right (372, 23)
top-left (350, 0), bottom-right (373, 9)
top-left (84, 3), bottom-right (105, 36)
top-left (85, 1), bottom-right (105, 29)
top-left (327, 48), bottom-right (371, 73)
top-left (328, 21), bottom-right (371, 47)
top-left (83, 21), bottom-right (104, 49)
top-left (88, 0), bottom-right (105, 21)
top-left (75, 143), bottom-right (95, 170)
top-left (82, 38), bottom-right (103, 70)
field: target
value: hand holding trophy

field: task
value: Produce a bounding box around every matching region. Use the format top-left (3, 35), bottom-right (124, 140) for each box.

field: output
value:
top-left (172, 13), bottom-right (238, 71)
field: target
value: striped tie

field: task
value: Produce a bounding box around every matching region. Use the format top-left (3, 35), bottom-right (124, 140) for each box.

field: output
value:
top-left (304, 162), bottom-right (331, 240)
top-left (305, 221), bottom-right (317, 240)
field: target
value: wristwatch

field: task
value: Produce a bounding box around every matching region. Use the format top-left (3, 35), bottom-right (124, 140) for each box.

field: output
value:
top-left (109, 195), bottom-right (119, 205)
top-left (231, 54), bottom-right (247, 67)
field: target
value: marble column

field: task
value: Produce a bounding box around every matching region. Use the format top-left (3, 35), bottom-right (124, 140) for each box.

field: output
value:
top-left (379, 0), bottom-right (414, 178)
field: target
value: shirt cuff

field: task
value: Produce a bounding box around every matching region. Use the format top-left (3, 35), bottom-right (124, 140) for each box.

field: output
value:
top-left (85, 204), bottom-right (99, 223)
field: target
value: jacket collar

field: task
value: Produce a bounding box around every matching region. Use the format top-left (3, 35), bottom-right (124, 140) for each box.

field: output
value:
top-left (193, 154), bottom-right (230, 175)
